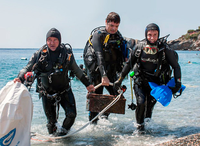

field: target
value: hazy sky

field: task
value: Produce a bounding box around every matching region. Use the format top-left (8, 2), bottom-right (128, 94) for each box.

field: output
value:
top-left (0, 0), bottom-right (199, 48)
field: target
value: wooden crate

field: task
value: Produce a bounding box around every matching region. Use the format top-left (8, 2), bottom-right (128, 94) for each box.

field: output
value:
top-left (86, 93), bottom-right (126, 114)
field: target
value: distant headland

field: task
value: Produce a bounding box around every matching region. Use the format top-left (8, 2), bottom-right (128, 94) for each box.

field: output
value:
top-left (168, 26), bottom-right (200, 51)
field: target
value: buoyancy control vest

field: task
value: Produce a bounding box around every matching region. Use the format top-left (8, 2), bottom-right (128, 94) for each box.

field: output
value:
top-left (133, 35), bottom-right (178, 85)
top-left (34, 43), bottom-right (73, 94)
top-left (83, 26), bottom-right (128, 75)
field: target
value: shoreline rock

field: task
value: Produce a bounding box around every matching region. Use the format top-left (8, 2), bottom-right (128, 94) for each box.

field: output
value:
top-left (168, 34), bottom-right (200, 51)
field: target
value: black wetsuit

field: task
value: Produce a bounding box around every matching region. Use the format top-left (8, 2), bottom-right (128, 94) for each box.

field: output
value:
top-left (120, 40), bottom-right (181, 125)
top-left (88, 28), bottom-right (126, 122)
top-left (18, 44), bottom-right (90, 134)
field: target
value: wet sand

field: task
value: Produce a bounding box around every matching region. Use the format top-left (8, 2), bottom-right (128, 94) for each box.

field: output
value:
top-left (156, 133), bottom-right (200, 146)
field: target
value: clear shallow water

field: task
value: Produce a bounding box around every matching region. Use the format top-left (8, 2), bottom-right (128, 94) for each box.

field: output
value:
top-left (0, 48), bottom-right (200, 146)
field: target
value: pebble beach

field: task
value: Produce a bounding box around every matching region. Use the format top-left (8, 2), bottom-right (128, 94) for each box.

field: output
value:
top-left (156, 133), bottom-right (200, 146)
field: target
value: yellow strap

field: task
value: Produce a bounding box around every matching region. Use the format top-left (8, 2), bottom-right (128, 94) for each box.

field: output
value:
top-left (88, 35), bottom-right (93, 46)
top-left (103, 34), bottom-right (110, 45)
top-left (88, 34), bottom-right (110, 47)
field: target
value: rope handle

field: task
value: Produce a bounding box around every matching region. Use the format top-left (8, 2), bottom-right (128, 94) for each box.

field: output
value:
top-left (94, 82), bottom-right (113, 90)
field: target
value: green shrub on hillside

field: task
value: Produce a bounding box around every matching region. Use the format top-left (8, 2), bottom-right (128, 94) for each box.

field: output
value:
top-left (180, 26), bottom-right (200, 40)
top-left (187, 29), bottom-right (195, 33)
top-left (190, 33), bottom-right (198, 40)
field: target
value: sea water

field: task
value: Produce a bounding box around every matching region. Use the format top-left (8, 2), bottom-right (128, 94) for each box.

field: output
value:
top-left (0, 48), bottom-right (200, 146)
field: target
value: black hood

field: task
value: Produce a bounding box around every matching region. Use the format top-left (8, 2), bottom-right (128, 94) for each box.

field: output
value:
top-left (145, 23), bottom-right (160, 45)
top-left (46, 28), bottom-right (61, 44)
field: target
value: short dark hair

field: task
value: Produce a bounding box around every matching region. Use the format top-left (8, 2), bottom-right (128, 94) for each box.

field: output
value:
top-left (106, 12), bottom-right (120, 24)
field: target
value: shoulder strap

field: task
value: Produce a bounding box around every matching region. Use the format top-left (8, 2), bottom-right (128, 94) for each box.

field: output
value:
top-left (128, 46), bottom-right (142, 70)
top-left (32, 45), bottom-right (48, 72)
top-left (154, 34), bottom-right (170, 76)
top-left (134, 41), bottom-right (146, 59)
top-left (154, 49), bottom-right (164, 77)
top-left (37, 45), bottom-right (47, 60)
top-left (103, 34), bottom-right (110, 45)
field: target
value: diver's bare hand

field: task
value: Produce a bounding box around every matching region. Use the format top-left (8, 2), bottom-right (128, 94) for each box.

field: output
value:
top-left (13, 78), bottom-right (21, 83)
top-left (87, 85), bottom-right (95, 93)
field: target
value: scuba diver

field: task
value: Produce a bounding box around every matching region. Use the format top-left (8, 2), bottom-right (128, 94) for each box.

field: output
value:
top-left (114, 23), bottom-right (182, 133)
top-left (14, 28), bottom-right (95, 136)
top-left (83, 12), bottom-right (129, 124)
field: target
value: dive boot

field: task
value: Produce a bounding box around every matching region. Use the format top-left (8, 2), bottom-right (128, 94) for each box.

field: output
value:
top-left (133, 124), bottom-right (145, 135)
top-left (55, 127), bottom-right (68, 136)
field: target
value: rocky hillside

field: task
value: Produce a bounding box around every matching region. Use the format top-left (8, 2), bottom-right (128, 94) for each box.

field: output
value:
top-left (168, 27), bottom-right (200, 51)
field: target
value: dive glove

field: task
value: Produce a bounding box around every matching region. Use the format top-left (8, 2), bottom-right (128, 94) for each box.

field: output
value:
top-left (169, 82), bottom-right (181, 94)
top-left (114, 76), bottom-right (124, 91)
